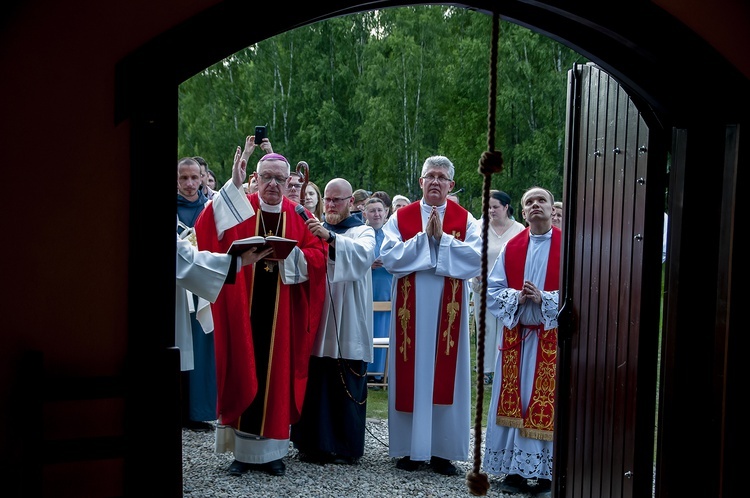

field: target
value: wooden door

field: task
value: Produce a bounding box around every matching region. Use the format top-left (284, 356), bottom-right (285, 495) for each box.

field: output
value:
top-left (554, 62), bottom-right (667, 498)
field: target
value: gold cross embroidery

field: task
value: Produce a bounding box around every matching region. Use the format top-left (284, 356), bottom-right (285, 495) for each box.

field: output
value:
top-left (442, 278), bottom-right (460, 355)
top-left (398, 278), bottom-right (412, 362)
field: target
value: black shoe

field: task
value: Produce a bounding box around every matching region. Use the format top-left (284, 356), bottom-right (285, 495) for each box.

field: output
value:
top-left (526, 478), bottom-right (551, 495)
top-left (227, 459), bottom-right (251, 476)
top-left (430, 456), bottom-right (459, 476)
top-left (331, 455), bottom-right (359, 465)
top-left (298, 451), bottom-right (330, 465)
top-left (395, 456), bottom-right (420, 471)
top-left (531, 490), bottom-right (552, 498)
top-left (498, 473), bottom-right (525, 493)
top-left (263, 458), bottom-right (286, 476)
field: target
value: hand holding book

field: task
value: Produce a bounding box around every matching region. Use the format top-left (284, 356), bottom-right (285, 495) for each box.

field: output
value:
top-left (227, 235), bottom-right (298, 261)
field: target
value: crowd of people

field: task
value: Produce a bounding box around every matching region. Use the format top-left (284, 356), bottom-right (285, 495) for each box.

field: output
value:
top-left (175, 132), bottom-right (563, 497)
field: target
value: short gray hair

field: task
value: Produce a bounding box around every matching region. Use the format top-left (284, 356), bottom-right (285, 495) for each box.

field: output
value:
top-left (420, 155), bottom-right (455, 180)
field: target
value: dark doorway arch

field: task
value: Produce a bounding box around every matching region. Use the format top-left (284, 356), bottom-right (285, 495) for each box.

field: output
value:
top-left (117, 2), bottom-right (745, 496)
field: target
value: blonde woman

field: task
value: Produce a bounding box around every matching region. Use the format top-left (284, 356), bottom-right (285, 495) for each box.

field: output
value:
top-left (551, 201), bottom-right (563, 228)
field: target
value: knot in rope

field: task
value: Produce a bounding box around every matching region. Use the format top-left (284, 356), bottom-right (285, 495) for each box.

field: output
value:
top-left (466, 471), bottom-right (491, 496)
top-left (478, 150), bottom-right (504, 176)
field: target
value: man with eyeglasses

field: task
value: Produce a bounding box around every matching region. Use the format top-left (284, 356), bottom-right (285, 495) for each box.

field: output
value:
top-left (291, 178), bottom-right (376, 465)
top-left (283, 174), bottom-right (304, 204)
top-left (380, 155), bottom-right (482, 477)
top-left (194, 135), bottom-right (328, 478)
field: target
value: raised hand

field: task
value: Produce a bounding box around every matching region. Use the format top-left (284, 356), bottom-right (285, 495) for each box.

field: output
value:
top-left (259, 138), bottom-right (274, 154)
top-left (231, 145), bottom-right (247, 189)
top-left (240, 135), bottom-right (256, 164)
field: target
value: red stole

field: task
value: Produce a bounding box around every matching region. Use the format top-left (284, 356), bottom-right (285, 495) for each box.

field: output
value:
top-left (393, 201), bottom-right (467, 412)
top-left (496, 226), bottom-right (561, 441)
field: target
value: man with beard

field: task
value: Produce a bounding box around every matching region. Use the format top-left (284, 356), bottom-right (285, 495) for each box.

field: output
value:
top-left (380, 155), bottom-right (482, 476)
top-left (176, 156), bottom-right (217, 432)
top-left (194, 137), bottom-right (327, 478)
top-left (290, 178), bottom-right (376, 465)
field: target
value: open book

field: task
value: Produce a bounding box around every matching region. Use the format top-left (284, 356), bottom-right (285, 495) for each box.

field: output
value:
top-left (226, 235), bottom-right (298, 260)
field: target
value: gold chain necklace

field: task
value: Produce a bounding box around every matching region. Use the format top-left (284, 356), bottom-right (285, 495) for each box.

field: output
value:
top-left (259, 210), bottom-right (282, 272)
top-left (260, 209), bottom-right (282, 237)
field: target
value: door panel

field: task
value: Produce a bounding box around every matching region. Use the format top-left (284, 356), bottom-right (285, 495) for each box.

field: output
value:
top-left (555, 63), bottom-right (665, 498)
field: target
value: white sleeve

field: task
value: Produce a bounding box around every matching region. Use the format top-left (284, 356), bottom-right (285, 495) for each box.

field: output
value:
top-left (210, 179), bottom-right (256, 239)
top-left (278, 246), bottom-right (310, 284)
top-left (176, 236), bottom-right (232, 303)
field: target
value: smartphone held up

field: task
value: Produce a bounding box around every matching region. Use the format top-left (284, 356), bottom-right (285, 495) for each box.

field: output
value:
top-left (255, 125), bottom-right (267, 144)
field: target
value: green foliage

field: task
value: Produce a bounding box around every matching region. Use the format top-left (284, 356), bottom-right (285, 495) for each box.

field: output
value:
top-left (178, 6), bottom-right (586, 209)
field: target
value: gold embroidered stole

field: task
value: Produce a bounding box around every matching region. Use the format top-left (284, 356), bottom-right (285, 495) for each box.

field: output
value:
top-left (393, 201), bottom-right (467, 412)
top-left (496, 227), bottom-right (561, 441)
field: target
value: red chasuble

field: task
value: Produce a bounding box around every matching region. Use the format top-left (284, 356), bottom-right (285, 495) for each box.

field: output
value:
top-left (393, 201), bottom-right (468, 412)
top-left (194, 194), bottom-right (327, 439)
top-left (496, 226), bottom-right (561, 441)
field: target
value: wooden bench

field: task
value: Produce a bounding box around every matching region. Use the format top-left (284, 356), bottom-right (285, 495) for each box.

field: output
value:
top-left (368, 301), bottom-right (391, 388)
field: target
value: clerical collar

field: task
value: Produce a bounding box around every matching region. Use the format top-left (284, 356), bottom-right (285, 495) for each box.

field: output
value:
top-left (530, 227), bottom-right (553, 238)
top-left (324, 214), bottom-right (364, 234)
top-left (259, 197), bottom-right (282, 213)
top-left (419, 199), bottom-right (447, 215)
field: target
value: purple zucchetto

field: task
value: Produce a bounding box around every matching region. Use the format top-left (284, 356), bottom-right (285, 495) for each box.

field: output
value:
top-left (260, 153), bottom-right (289, 164)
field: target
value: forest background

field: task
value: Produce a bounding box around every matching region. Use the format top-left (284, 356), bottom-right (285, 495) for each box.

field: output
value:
top-left (177, 5), bottom-right (588, 215)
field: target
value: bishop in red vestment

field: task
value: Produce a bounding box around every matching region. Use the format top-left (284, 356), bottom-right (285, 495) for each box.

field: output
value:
top-left (195, 148), bottom-right (327, 477)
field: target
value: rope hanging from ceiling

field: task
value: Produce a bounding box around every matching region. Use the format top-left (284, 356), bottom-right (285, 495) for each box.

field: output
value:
top-left (465, 11), bottom-right (504, 496)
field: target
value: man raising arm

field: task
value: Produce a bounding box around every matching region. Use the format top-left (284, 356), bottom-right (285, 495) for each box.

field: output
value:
top-left (194, 135), bottom-right (327, 478)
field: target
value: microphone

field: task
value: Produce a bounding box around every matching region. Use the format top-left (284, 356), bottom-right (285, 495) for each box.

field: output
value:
top-left (295, 203), bottom-right (310, 221)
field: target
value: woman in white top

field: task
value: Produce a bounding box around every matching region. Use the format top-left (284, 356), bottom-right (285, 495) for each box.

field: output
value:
top-left (472, 190), bottom-right (526, 384)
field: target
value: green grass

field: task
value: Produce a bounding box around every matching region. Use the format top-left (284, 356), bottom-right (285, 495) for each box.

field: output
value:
top-left (366, 327), bottom-right (493, 427)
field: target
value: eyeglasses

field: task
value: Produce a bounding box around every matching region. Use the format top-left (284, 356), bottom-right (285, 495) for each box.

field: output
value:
top-left (286, 184), bottom-right (302, 190)
top-left (323, 196), bottom-right (352, 205)
top-left (258, 173), bottom-right (289, 185)
top-left (421, 175), bottom-right (452, 184)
